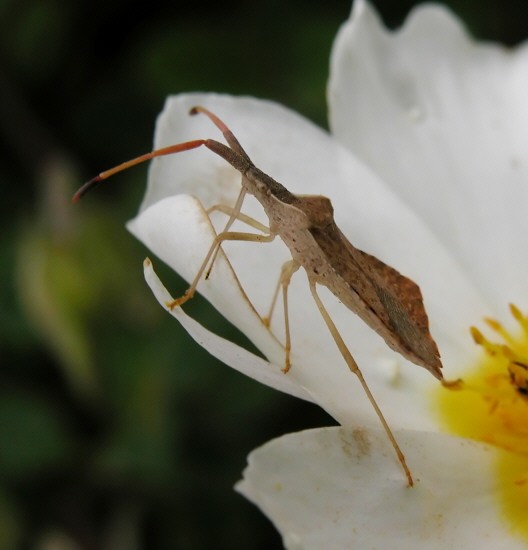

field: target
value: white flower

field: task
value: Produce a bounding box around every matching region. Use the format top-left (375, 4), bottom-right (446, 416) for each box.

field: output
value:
top-left (128, 0), bottom-right (528, 547)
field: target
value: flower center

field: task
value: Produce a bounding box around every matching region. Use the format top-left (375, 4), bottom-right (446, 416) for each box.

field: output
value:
top-left (436, 304), bottom-right (528, 539)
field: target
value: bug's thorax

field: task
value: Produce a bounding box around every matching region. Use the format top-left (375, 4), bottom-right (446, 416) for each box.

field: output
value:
top-left (243, 166), bottom-right (339, 278)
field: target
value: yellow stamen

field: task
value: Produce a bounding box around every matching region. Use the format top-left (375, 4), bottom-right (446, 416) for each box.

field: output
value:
top-left (510, 304), bottom-right (528, 336)
top-left (436, 304), bottom-right (528, 539)
top-left (485, 317), bottom-right (517, 346)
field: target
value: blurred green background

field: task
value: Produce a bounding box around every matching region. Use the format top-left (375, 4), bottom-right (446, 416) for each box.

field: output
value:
top-left (0, 0), bottom-right (526, 548)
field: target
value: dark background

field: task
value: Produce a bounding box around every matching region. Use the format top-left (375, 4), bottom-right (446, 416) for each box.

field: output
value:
top-left (1, 1), bottom-right (526, 548)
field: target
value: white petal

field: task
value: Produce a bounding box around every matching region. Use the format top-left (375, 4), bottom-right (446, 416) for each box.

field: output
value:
top-left (130, 94), bottom-right (489, 430)
top-left (142, 257), bottom-right (311, 400)
top-left (237, 427), bottom-right (524, 549)
top-left (329, 0), bottom-right (528, 313)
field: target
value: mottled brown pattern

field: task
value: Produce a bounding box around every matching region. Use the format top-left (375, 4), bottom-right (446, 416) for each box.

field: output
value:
top-left (308, 222), bottom-right (442, 378)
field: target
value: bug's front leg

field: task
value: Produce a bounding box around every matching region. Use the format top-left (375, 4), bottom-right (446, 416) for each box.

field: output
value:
top-left (204, 186), bottom-right (272, 280)
top-left (168, 230), bottom-right (276, 310)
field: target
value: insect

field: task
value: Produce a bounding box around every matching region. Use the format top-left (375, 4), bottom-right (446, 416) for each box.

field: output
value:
top-left (74, 106), bottom-right (446, 486)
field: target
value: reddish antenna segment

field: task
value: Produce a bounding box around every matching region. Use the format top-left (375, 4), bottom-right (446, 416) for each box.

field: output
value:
top-left (72, 139), bottom-right (206, 203)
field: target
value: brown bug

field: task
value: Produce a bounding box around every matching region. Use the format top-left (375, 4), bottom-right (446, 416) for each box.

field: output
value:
top-left (74, 106), bottom-right (446, 486)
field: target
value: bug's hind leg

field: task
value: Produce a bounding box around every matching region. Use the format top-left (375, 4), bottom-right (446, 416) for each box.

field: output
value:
top-left (308, 280), bottom-right (414, 487)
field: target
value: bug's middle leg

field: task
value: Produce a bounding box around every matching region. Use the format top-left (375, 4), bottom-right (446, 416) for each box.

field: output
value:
top-left (263, 260), bottom-right (300, 373)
